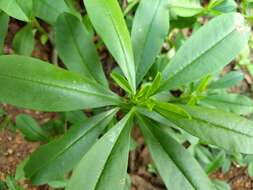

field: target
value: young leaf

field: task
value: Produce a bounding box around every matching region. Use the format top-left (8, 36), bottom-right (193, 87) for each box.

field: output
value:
top-left (0, 11), bottom-right (9, 54)
top-left (0, 0), bottom-right (28, 21)
top-left (154, 101), bottom-right (191, 119)
top-left (205, 151), bottom-right (226, 174)
top-left (66, 110), bottom-right (134, 190)
top-left (24, 109), bottom-right (117, 185)
top-left (111, 72), bottom-right (132, 94)
top-left (169, 0), bottom-right (203, 17)
top-left (131, 0), bottom-right (169, 84)
top-left (33, 0), bottom-right (71, 24)
top-left (175, 106), bottom-right (253, 154)
top-left (55, 13), bottom-right (108, 87)
top-left (0, 55), bottom-right (121, 112)
top-left (209, 71), bottom-right (244, 89)
top-left (161, 13), bottom-right (250, 91)
top-left (83, 0), bottom-right (136, 92)
top-left (15, 114), bottom-right (49, 142)
top-left (13, 24), bottom-right (34, 56)
top-left (199, 93), bottom-right (253, 114)
top-left (137, 116), bottom-right (214, 190)
top-left (65, 110), bottom-right (87, 125)
top-left (146, 72), bottom-right (162, 97)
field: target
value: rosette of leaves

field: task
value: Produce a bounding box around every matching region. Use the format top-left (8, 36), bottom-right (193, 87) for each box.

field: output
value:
top-left (0, 0), bottom-right (251, 189)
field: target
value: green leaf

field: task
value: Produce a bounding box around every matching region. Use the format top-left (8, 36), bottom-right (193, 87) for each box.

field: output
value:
top-left (213, 0), bottom-right (237, 13)
top-left (24, 109), bottom-right (117, 185)
top-left (111, 72), bottom-right (132, 94)
top-left (5, 176), bottom-right (24, 190)
top-left (55, 13), bottom-right (108, 86)
top-left (131, 0), bottom-right (169, 84)
top-left (175, 106), bottom-right (253, 154)
top-left (65, 110), bottom-right (87, 125)
top-left (33, 0), bottom-right (71, 24)
top-left (15, 114), bottom-right (49, 142)
top-left (212, 179), bottom-right (230, 190)
top-left (13, 24), bottom-right (34, 56)
top-left (205, 151), bottom-right (226, 174)
top-left (83, 0), bottom-right (136, 92)
top-left (0, 0), bottom-right (28, 21)
top-left (0, 12), bottom-right (9, 54)
top-left (146, 72), bottom-right (162, 97)
top-left (0, 55), bottom-right (121, 112)
top-left (161, 13), bottom-right (250, 90)
top-left (169, 0), bottom-right (203, 17)
top-left (248, 161), bottom-right (253, 178)
top-left (209, 71), bottom-right (244, 89)
top-left (154, 101), bottom-right (191, 119)
top-left (199, 93), bottom-right (253, 114)
top-left (66, 110), bottom-right (134, 190)
top-left (16, 0), bottom-right (33, 19)
top-left (137, 116), bottom-right (214, 190)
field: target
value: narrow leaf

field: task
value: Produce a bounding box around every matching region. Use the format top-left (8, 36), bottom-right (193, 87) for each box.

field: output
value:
top-left (0, 55), bottom-right (121, 112)
top-left (175, 106), bottom-right (253, 154)
top-left (55, 13), bottom-right (107, 86)
top-left (161, 13), bottom-right (250, 90)
top-left (67, 110), bottom-right (134, 190)
top-left (199, 93), bottom-right (253, 114)
top-left (169, 0), bottom-right (203, 17)
top-left (0, 0), bottom-right (28, 21)
top-left (131, 0), bottom-right (169, 84)
top-left (33, 0), bottom-right (71, 24)
top-left (0, 11), bottom-right (9, 54)
top-left (111, 72), bottom-right (132, 94)
top-left (25, 109), bottom-right (117, 184)
top-left (137, 116), bottom-right (214, 190)
top-left (13, 24), bottom-right (34, 56)
top-left (15, 114), bottom-right (49, 142)
top-left (83, 0), bottom-right (136, 92)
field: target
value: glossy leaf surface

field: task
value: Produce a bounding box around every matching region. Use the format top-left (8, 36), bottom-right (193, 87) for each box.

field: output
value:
top-left (67, 110), bottom-right (134, 190)
top-left (138, 116), bottom-right (214, 190)
top-left (55, 13), bottom-right (107, 86)
top-left (25, 109), bottom-right (117, 184)
top-left (83, 0), bottom-right (136, 92)
top-left (131, 0), bottom-right (169, 84)
top-left (161, 13), bottom-right (250, 90)
top-left (0, 55), bottom-right (121, 111)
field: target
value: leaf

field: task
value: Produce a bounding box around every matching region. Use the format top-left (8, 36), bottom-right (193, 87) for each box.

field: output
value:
top-left (5, 176), bottom-right (24, 190)
top-left (161, 13), bottom-right (250, 91)
top-left (66, 110), bottom-right (134, 190)
top-left (199, 93), bottom-right (253, 114)
top-left (55, 13), bottom-right (108, 86)
top-left (83, 0), bottom-right (136, 92)
top-left (111, 72), bottom-right (132, 94)
top-left (212, 179), bottom-right (231, 190)
top-left (137, 116), bottom-right (214, 190)
top-left (248, 161), bottom-right (253, 178)
top-left (146, 72), bottom-right (162, 97)
top-left (205, 151), bottom-right (226, 174)
top-left (33, 0), bottom-right (71, 24)
top-left (0, 0), bottom-right (28, 21)
top-left (65, 110), bottom-right (87, 125)
top-left (169, 0), bottom-right (203, 17)
top-left (13, 24), bottom-right (34, 56)
top-left (131, 0), bottom-right (169, 84)
top-left (0, 55), bottom-right (121, 112)
top-left (0, 11), bottom-right (9, 54)
top-left (24, 109), bottom-right (117, 184)
top-left (16, 0), bottom-right (33, 19)
top-left (15, 114), bottom-right (49, 142)
top-left (175, 106), bottom-right (253, 154)
top-left (209, 71), bottom-right (244, 89)
top-left (213, 0), bottom-right (237, 13)
top-left (154, 101), bottom-right (191, 119)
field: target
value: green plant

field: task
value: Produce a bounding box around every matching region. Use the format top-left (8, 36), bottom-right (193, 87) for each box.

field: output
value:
top-left (0, 0), bottom-right (252, 189)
